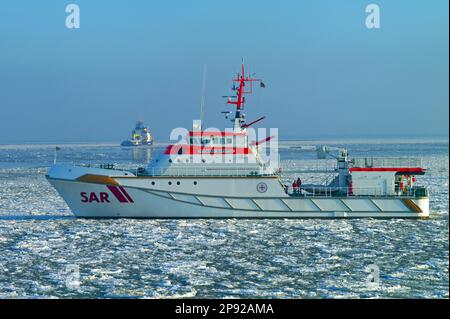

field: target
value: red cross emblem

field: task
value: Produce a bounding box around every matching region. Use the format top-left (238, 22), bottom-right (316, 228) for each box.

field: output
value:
top-left (257, 182), bottom-right (268, 193)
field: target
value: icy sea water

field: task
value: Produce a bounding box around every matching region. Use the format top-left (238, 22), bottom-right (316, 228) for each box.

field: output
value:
top-left (0, 138), bottom-right (448, 298)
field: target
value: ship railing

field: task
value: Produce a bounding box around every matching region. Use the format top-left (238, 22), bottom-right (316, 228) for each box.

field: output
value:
top-left (136, 166), bottom-right (276, 177)
top-left (281, 160), bottom-right (338, 174)
top-left (78, 163), bottom-right (276, 177)
top-left (351, 157), bottom-right (422, 168)
top-left (286, 186), bottom-right (427, 198)
top-left (281, 167), bottom-right (337, 174)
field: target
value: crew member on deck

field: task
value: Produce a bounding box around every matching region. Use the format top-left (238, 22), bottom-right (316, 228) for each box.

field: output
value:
top-left (399, 180), bottom-right (404, 195)
top-left (292, 179), bottom-right (299, 194)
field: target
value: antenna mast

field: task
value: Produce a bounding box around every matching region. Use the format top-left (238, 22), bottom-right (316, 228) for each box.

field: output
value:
top-left (199, 63), bottom-right (207, 131)
top-left (226, 60), bottom-right (264, 130)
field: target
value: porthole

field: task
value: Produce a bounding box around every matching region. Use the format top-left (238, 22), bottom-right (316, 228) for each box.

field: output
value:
top-left (168, 181), bottom-right (172, 185)
top-left (151, 181), bottom-right (155, 185)
top-left (193, 181), bottom-right (197, 185)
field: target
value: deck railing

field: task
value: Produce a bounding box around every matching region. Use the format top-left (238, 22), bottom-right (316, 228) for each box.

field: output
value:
top-left (285, 186), bottom-right (427, 198)
top-left (351, 157), bottom-right (422, 168)
top-left (135, 166), bottom-right (278, 177)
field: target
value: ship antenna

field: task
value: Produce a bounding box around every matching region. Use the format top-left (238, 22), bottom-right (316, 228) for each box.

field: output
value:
top-left (226, 60), bottom-right (264, 130)
top-left (199, 63), bottom-right (207, 131)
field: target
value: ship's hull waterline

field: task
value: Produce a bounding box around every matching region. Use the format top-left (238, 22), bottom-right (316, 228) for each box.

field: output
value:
top-left (47, 176), bottom-right (429, 219)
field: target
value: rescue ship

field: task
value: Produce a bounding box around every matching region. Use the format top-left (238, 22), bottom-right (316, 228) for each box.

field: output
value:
top-left (46, 62), bottom-right (429, 218)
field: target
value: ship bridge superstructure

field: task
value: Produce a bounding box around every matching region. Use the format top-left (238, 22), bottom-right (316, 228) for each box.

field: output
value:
top-left (145, 62), bottom-right (275, 176)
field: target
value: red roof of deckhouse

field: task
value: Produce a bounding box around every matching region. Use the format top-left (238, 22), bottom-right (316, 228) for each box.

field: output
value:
top-left (349, 167), bottom-right (426, 174)
top-left (349, 158), bottom-right (425, 175)
top-left (164, 144), bottom-right (250, 155)
top-left (188, 131), bottom-right (246, 136)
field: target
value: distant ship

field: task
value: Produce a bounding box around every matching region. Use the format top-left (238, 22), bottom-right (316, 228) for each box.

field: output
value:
top-left (121, 121), bottom-right (153, 147)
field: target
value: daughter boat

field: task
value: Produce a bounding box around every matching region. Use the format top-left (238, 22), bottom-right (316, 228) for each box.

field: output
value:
top-left (46, 63), bottom-right (429, 218)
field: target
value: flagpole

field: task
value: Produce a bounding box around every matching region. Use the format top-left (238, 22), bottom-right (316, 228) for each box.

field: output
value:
top-left (199, 63), bottom-right (207, 131)
top-left (54, 146), bottom-right (60, 164)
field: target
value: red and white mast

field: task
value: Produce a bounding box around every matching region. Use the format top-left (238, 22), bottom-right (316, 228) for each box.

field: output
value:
top-left (226, 60), bottom-right (264, 130)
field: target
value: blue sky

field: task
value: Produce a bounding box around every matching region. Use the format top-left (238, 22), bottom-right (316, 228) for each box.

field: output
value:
top-left (0, 0), bottom-right (448, 142)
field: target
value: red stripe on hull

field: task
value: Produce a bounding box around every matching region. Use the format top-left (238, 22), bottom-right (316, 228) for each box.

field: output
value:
top-left (118, 186), bottom-right (134, 203)
top-left (107, 185), bottom-right (129, 203)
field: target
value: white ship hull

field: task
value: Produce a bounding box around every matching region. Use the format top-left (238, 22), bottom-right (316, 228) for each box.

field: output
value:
top-left (47, 165), bottom-right (429, 219)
